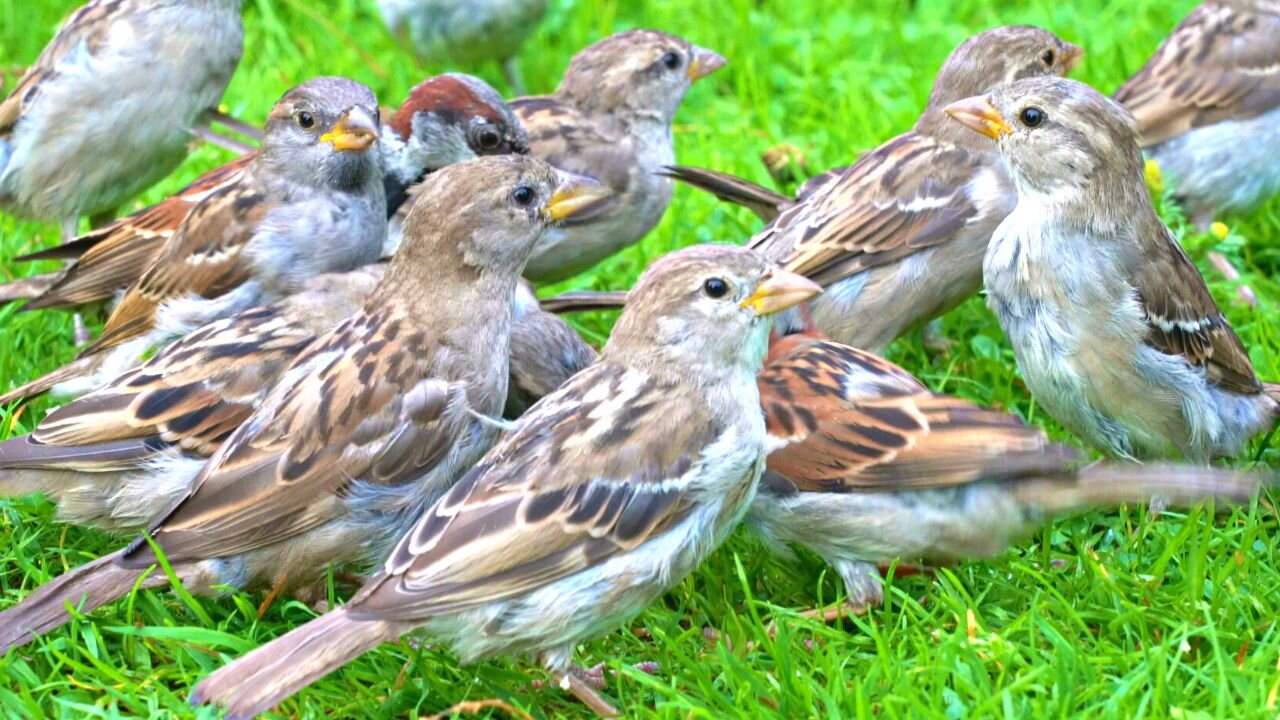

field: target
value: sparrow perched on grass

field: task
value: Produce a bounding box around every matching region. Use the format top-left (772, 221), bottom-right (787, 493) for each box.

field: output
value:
top-left (188, 244), bottom-right (821, 719)
top-left (1113, 0), bottom-right (1280, 228)
top-left (946, 76), bottom-right (1279, 461)
top-left (0, 271), bottom-right (595, 531)
top-left (0, 77), bottom-right (389, 404)
top-left (377, 0), bottom-right (546, 94)
top-left (0, 0), bottom-right (244, 240)
top-left (0, 155), bottom-right (607, 655)
top-left (0, 73), bottom-right (526, 315)
top-left (511, 29), bottom-right (726, 284)
top-left (750, 331), bottom-right (1266, 616)
top-left (539, 26), bottom-right (1081, 353)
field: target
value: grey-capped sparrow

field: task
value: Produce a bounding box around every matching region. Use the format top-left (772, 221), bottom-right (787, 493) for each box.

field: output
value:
top-left (0, 77), bottom-right (389, 405)
top-left (0, 0), bottom-right (244, 240)
top-left (0, 271), bottom-right (595, 532)
top-left (0, 73), bottom-right (527, 319)
top-left (946, 76), bottom-right (1278, 461)
top-left (0, 155), bottom-right (607, 655)
top-left (188, 244), bottom-right (821, 719)
top-left (511, 29), bottom-right (726, 284)
top-left (1113, 0), bottom-right (1280, 228)
top-left (538, 26), bottom-right (1081, 354)
top-left (750, 331), bottom-right (1267, 616)
top-left (377, 0), bottom-right (547, 94)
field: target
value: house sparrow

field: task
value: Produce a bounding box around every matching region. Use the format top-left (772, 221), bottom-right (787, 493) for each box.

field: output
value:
top-left (0, 77), bottom-right (389, 405)
top-left (0, 155), bottom-right (608, 654)
top-left (750, 332), bottom-right (1266, 615)
top-left (542, 27), bottom-right (1076, 354)
top-left (1113, 0), bottom-right (1280, 228)
top-left (0, 73), bottom-right (527, 316)
top-left (377, 0), bottom-right (547, 94)
top-left (188, 244), bottom-right (821, 719)
top-left (511, 29), bottom-right (726, 284)
top-left (0, 0), bottom-right (244, 240)
top-left (0, 272), bottom-right (595, 531)
top-left (946, 76), bottom-right (1279, 461)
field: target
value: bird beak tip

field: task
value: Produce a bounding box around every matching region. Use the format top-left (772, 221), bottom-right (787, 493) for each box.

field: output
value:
top-left (943, 96), bottom-right (1011, 140)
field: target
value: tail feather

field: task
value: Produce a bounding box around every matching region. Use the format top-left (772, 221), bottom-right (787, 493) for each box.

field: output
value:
top-left (0, 355), bottom-right (99, 406)
top-left (1011, 462), bottom-right (1269, 515)
top-left (0, 272), bottom-right (60, 304)
top-left (659, 165), bottom-right (791, 222)
top-left (15, 232), bottom-right (107, 262)
top-left (191, 607), bottom-right (402, 719)
top-left (540, 290), bottom-right (628, 314)
top-left (0, 549), bottom-right (149, 654)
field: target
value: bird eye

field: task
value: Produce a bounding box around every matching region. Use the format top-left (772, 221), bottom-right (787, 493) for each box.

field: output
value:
top-left (661, 51), bottom-right (682, 71)
top-left (703, 277), bottom-right (729, 298)
top-left (477, 128), bottom-right (502, 150)
top-left (294, 110), bottom-right (315, 130)
top-left (1018, 106), bottom-right (1045, 128)
top-left (1041, 49), bottom-right (1055, 66)
top-left (511, 184), bottom-right (536, 207)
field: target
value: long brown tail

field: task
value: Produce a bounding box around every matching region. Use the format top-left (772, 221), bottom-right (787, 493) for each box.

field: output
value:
top-left (0, 355), bottom-right (100, 406)
top-left (659, 165), bottom-right (791, 222)
top-left (0, 272), bottom-right (60, 304)
top-left (1011, 462), bottom-right (1270, 515)
top-left (0, 549), bottom-right (150, 654)
top-left (540, 290), bottom-right (628, 314)
top-left (191, 607), bottom-right (403, 719)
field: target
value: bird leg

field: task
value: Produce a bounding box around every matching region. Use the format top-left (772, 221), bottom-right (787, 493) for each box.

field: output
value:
top-left (1206, 251), bottom-right (1258, 308)
top-left (921, 318), bottom-right (955, 354)
top-left (502, 56), bottom-right (527, 96)
top-left (59, 216), bottom-right (80, 243)
top-left (255, 572), bottom-right (289, 619)
top-left (72, 314), bottom-right (90, 347)
top-left (558, 665), bottom-right (618, 718)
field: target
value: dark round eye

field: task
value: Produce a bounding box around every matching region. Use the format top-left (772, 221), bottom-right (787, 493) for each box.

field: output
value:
top-left (703, 277), bottom-right (728, 298)
top-left (477, 128), bottom-right (502, 150)
top-left (511, 185), bottom-right (536, 207)
top-left (1019, 106), bottom-right (1045, 128)
top-left (294, 110), bottom-right (315, 130)
top-left (1041, 49), bottom-right (1055, 66)
top-left (661, 51), bottom-right (682, 70)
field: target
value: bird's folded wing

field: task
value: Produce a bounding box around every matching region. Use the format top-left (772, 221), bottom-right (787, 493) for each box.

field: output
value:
top-left (1114, 4), bottom-right (1280, 147)
top-left (794, 166), bottom-right (848, 203)
top-left (118, 307), bottom-right (461, 566)
top-left (509, 96), bottom-right (625, 225)
top-left (1129, 226), bottom-right (1262, 395)
top-left (348, 364), bottom-right (725, 619)
top-left (760, 337), bottom-right (1071, 493)
top-left (22, 156), bottom-right (251, 310)
top-left (749, 132), bottom-right (985, 285)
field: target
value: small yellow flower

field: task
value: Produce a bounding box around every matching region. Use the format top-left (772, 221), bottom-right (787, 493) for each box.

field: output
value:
top-left (1144, 158), bottom-right (1165, 195)
top-left (1210, 221), bottom-right (1229, 240)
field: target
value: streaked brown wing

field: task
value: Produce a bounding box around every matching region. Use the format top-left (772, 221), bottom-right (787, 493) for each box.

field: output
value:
top-left (510, 96), bottom-right (624, 225)
top-left (348, 363), bottom-right (724, 619)
top-left (761, 336), bottom-right (1069, 493)
top-left (1114, 3), bottom-right (1280, 147)
top-left (750, 132), bottom-right (985, 286)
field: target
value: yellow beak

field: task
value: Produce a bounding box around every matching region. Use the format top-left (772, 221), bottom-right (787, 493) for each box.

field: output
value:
top-left (740, 269), bottom-right (823, 316)
top-left (944, 96), bottom-right (1012, 140)
top-left (321, 106), bottom-right (379, 152)
top-left (687, 46), bottom-right (727, 82)
top-left (543, 175), bottom-right (612, 223)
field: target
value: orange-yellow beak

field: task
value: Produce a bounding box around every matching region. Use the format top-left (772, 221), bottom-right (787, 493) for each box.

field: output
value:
top-left (944, 96), bottom-right (1013, 140)
top-left (740, 269), bottom-right (822, 316)
top-left (688, 46), bottom-right (727, 82)
top-left (543, 173), bottom-right (611, 223)
top-left (321, 106), bottom-right (379, 152)
top-left (1061, 42), bottom-right (1085, 74)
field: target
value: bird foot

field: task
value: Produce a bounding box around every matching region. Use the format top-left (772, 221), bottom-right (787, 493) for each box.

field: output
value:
top-left (559, 665), bottom-right (618, 717)
top-left (921, 320), bottom-right (954, 354)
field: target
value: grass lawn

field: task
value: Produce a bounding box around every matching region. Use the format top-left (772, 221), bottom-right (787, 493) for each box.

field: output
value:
top-left (2, 0), bottom-right (1279, 717)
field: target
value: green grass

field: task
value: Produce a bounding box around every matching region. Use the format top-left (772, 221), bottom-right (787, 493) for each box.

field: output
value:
top-left (3, 0), bottom-right (1280, 717)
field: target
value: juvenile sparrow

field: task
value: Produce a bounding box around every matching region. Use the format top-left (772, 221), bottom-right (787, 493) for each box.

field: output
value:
top-left (0, 272), bottom-right (595, 531)
top-left (0, 0), bottom-right (244, 240)
top-left (0, 77), bottom-right (388, 404)
top-left (750, 332), bottom-right (1266, 615)
top-left (188, 244), bottom-right (821, 719)
top-left (0, 73), bottom-right (526, 316)
top-left (511, 29), bottom-right (726, 284)
top-left (377, 0), bottom-right (547, 93)
top-left (537, 26), bottom-right (1081, 353)
top-left (1113, 0), bottom-right (1280, 228)
top-left (946, 76), bottom-right (1279, 461)
top-left (0, 156), bottom-right (607, 654)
